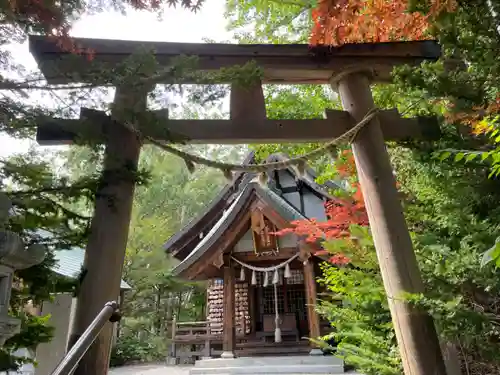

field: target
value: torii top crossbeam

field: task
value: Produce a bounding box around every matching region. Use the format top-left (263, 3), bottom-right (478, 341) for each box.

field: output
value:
top-left (28, 36), bottom-right (445, 146)
top-left (28, 35), bottom-right (441, 85)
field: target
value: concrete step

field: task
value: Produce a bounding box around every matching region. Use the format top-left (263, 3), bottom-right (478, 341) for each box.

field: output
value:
top-left (190, 355), bottom-right (345, 375)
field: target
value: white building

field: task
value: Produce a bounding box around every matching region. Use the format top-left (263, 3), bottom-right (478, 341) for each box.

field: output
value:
top-left (10, 248), bottom-right (131, 375)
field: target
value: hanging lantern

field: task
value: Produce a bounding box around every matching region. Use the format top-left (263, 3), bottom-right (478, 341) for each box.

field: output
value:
top-left (263, 271), bottom-right (269, 287)
top-left (284, 263), bottom-right (291, 279)
top-left (251, 270), bottom-right (257, 285)
top-left (239, 267), bottom-right (246, 282)
top-left (272, 269), bottom-right (279, 284)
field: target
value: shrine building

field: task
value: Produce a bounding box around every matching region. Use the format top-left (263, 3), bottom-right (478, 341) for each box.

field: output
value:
top-left (164, 151), bottom-right (340, 360)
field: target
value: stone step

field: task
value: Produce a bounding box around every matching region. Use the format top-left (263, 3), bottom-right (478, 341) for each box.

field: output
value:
top-left (190, 356), bottom-right (345, 375)
top-left (236, 345), bottom-right (310, 357)
top-left (195, 356), bottom-right (343, 367)
top-left (190, 364), bottom-right (344, 375)
top-left (237, 340), bottom-right (310, 348)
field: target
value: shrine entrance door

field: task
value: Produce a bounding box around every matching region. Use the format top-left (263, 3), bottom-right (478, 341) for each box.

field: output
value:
top-left (252, 268), bottom-right (308, 342)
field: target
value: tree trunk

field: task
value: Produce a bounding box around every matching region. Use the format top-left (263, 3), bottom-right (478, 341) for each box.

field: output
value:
top-left (68, 85), bottom-right (148, 375)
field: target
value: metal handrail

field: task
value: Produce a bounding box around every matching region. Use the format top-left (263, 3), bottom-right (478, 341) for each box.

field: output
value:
top-left (50, 301), bottom-right (121, 375)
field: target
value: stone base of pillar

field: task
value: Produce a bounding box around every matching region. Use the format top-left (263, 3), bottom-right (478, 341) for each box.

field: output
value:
top-left (221, 351), bottom-right (235, 359)
top-left (309, 348), bottom-right (323, 356)
top-left (166, 357), bottom-right (178, 366)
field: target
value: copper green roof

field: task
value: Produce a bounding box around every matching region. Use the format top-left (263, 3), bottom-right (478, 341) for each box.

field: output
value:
top-left (52, 248), bottom-right (131, 290)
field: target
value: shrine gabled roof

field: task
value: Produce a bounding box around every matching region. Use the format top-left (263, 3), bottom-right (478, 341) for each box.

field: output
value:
top-left (163, 151), bottom-right (256, 259)
top-left (163, 151), bottom-right (339, 262)
top-left (171, 181), bottom-right (306, 278)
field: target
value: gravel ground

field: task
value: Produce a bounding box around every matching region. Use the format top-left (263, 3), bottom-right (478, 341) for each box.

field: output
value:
top-left (109, 364), bottom-right (192, 375)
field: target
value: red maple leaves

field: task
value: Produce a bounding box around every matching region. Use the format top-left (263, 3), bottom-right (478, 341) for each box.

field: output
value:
top-left (444, 95), bottom-right (500, 135)
top-left (310, 0), bottom-right (456, 46)
top-left (277, 194), bottom-right (368, 266)
top-left (276, 150), bottom-right (369, 266)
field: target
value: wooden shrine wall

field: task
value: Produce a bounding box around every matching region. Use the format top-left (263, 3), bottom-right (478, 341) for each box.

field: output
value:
top-left (206, 278), bottom-right (250, 335)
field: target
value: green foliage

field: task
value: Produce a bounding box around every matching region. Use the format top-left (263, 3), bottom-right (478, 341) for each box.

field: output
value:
top-left (236, 3), bottom-right (500, 373)
top-left (389, 1), bottom-right (500, 271)
top-left (0, 149), bottom-right (92, 369)
top-left (432, 115), bottom-right (500, 180)
top-left (4, 314), bottom-right (54, 352)
top-left (482, 238), bottom-right (500, 268)
top-left (0, 313), bottom-right (54, 371)
top-left (118, 143), bottom-right (244, 353)
top-left (316, 195), bottom-right (500, 375)
top-left (61, 98), bottom-right (247, 364)
top-left (316, 226), bottom-right (400, 375)
top-left (0, 2), bottom-right (237, 370)
top-left (110, 333), bottom-right (166, 367)
top-left (225, 0), bottom-right (314, 43)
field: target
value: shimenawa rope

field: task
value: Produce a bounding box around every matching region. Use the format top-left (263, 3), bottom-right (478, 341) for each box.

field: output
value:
top-left (118, 107), bottom-right (379, 180)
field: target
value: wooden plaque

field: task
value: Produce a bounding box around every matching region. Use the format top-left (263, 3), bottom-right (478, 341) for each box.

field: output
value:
top-left (250, 209), bottom-right (279, 256)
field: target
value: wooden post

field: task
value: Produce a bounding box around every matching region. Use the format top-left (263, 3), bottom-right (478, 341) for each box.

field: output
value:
top-left (441, 341), bottom-right (461, 375)
top-left (221, 258), bottom-right (235, 358)
top-left (171, 315), bottom-right (177, 364)
top-left (300, 248), bottom-right (321, 355)
top-left (67, 85), bottom-right (148, 375)
top-left (115, 289), bottom-right (125, 345)
top-left (229, 79), bottom-right (266, 121)
top-left (203, 320), bottom-right (211, 359)
top-left (332, 72), bottom-right (447, 375)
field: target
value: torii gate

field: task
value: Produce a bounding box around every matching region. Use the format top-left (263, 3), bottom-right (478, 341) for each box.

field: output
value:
top-left (30, 35), bottom-right (447, 375)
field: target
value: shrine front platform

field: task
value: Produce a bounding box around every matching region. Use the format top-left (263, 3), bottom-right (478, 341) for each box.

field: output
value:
top-left (189, 355), bottom-right (345, 375)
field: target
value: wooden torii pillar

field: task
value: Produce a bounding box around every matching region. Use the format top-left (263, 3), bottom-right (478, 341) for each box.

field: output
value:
top-left (332, 70), bottom-right (447, 375)
top-left (29, 35), bottom-right (448, 375)
top-left (65, 84), bottom-right (150, 375)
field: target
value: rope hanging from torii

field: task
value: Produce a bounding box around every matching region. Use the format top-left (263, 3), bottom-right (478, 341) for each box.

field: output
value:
top-left (231, 254), bottom-right (299, 343)
top-left (119, 107), bottom-right (380, 181)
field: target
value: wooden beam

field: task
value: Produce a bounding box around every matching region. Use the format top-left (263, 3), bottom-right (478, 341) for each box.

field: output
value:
top-left (28, 35), bottom-right (442, 84)
top-left (36, 108), bottom-right (440, 146)
top-left (334, 72), bottom-right (446, 375)
top-left (232, 247), bottom-right (298, 263)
